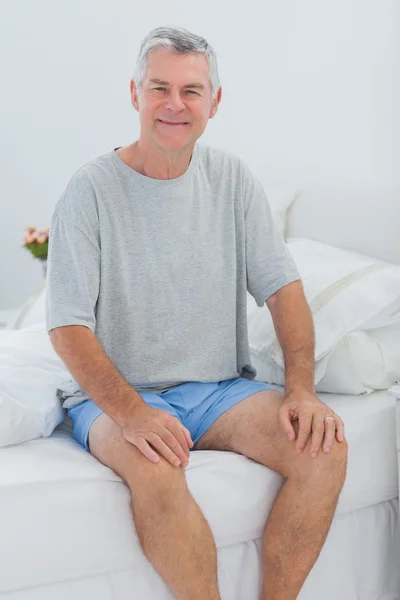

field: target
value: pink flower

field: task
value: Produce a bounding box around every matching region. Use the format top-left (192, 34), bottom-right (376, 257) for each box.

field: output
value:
top-left (25, 233), bottom-right (36, 244)
top-left (22, 225), bottom-right (49, 245)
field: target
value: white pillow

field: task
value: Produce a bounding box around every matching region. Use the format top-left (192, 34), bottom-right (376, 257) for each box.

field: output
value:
top-left (252, 322), bottom-right (400, 395)
top-left (317, 323), bottom-right (400, 394)
top-left (248, 238), bottom-right (400, 393)
top-left (0, 323), bottom-right (69, 447)
top-left (265, 186), bottom-right (299, 239)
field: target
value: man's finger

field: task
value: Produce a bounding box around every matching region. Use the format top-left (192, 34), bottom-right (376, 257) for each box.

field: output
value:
top-left (146, 431), bottom-right (181, 467)
top-left (323, 417), bottom-right (336, 453)
top-left (295, 415), bottom-right (312, 453)
top-left (181, 425), bottom-right (194, 448)
top-left (160, 428), bottom-right (189, 465)
top-left (134, 437), bottom-right (160, 463)
top-left (279, 406), bottom-right (296, 441)
top-left (335, 416), bottom-right (346, 442)
top-left (309, 414), bottom-right (325, 458)
top-left (174, 427), bottom-right (190, 458)
top-left (166, 423), bottom-right (190, 461)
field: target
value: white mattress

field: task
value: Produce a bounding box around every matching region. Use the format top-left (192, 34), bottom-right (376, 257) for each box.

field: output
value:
top-left (0, 390), bottom-right (398, 595)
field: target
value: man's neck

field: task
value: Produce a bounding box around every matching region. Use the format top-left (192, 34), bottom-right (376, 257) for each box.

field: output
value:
top-left (116, 140), bottom-right (194, 180)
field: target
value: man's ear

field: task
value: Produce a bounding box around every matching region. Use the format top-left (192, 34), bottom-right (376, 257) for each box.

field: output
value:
top-left (209, 86), bottom-right (222, 119)
top-left (130, 79), bottom-right (140, 112)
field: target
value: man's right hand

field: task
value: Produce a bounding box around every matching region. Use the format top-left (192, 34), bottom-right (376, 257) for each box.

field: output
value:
top-left (121, 404), bottom-right (194, 467)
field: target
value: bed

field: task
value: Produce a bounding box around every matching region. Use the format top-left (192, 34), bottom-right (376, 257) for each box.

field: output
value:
top-left (1, 187), bottom-right (399, 599)
top-left (0, 391), bottom-right (399, 599)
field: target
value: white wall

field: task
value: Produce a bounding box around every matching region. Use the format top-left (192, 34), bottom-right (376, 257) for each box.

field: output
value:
top-left (1, 0), bottom-right (399, 308)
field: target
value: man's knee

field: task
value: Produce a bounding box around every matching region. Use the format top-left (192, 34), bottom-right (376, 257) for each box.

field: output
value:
top-left (134, 456), bottom-right (189, 512)
top-left (316, 437), bottom-right (348, 494)
top-left (88, 412), bottom-right (188, 507)
top-left (286, 422), bottom-right (348, 494)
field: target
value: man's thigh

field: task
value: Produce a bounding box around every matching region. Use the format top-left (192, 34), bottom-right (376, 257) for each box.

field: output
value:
top-left (193, 390), bottom-right (286, 470)
top-left (193, 390), bottom-right (346, 479)
top-left (180, 378), bottom-right (274, 446)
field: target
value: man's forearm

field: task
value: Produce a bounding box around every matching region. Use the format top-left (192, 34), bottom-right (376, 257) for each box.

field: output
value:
top-left (267, 281), bottom-right (315, 395)
top-left (50, 325), bottom-right (145, 426)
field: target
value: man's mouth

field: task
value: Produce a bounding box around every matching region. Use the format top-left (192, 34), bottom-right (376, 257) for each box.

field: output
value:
top-left (158, 119), bottom-right (189, 126)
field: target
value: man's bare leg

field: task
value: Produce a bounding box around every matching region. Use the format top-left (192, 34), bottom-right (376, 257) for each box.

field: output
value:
top-left (193, 391), bottom-right (348, 600)
top-left (261, 428), bottom-right (346, 599)
top-left (89, 413), bottom-right (221, 600)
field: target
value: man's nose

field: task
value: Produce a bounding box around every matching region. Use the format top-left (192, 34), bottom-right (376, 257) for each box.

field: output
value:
top-left (164, 90), bottom-right (186, 112)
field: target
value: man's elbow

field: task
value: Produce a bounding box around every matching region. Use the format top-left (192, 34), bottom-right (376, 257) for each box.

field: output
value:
top-left (49, 327), bottom-right (66, 354)
top-left (49, 324), bottom-right (84, 353)
top-left (265, 280), bottom-right (305, 311)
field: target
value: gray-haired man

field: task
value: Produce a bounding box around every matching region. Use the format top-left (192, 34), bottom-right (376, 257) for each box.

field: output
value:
top-left (47, 26), bottom-right (347, 600)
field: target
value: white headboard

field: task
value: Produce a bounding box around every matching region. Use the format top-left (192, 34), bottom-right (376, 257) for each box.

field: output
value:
top-left (286, 187), bottom-right (400, 264)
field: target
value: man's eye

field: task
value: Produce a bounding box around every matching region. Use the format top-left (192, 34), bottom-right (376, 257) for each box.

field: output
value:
top-left (186, 90), bottom-right (198, 95)
top-left (154, 87), bottom-right (166, 91)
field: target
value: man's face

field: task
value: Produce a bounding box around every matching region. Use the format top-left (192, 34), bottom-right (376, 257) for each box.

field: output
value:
top-left (131, 48), bottom-right (221, 152)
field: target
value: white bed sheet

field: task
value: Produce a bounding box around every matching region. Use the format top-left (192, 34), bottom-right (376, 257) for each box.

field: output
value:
top-left (0, 390), bottom-right (398, 596)
top-left (2, 501), bottom-right (400, 600)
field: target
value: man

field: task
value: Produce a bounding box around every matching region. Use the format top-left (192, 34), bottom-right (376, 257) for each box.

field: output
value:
top-left (46, 26), bottom-right (347, 600)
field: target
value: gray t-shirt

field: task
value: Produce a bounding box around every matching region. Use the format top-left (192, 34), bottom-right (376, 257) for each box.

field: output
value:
top-left (46, 142), bottom-right (300, 409)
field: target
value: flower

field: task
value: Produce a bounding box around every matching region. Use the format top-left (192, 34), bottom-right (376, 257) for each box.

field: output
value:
top-left (22, 225), bottom-right (49, 261)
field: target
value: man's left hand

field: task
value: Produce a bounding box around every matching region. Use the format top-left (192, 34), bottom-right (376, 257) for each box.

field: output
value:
top-left (279, 389), bottom-right (346, 458)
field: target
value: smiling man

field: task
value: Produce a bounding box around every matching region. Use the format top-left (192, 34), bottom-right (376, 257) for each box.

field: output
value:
top-left (46, 26), bottom-right (347, 600)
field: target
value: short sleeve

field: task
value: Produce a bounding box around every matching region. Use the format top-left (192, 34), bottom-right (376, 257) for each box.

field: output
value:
top-left (45, 169), bottom-right (100, 333)
top-left (242, 162), bottom-right (300, 306)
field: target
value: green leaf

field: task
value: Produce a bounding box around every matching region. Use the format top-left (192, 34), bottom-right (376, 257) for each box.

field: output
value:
top-left (23, 241), bottom-right (48, 260)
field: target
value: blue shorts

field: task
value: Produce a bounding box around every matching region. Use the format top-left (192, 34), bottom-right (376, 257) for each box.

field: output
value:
top-left (67, 377), bottom-right (275, 453)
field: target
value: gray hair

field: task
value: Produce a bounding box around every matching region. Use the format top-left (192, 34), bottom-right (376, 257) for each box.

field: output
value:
top-left (132, 26), bottom-right (220, 100)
